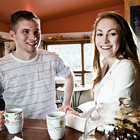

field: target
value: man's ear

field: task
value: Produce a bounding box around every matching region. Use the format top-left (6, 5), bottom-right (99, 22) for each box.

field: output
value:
top-left (9, 30), bottom-right (15, 40)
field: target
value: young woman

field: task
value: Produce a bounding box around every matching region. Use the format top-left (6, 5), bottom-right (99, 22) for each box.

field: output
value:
top-left (62, 11), bottom-right (140, 132)
top-left (92, 11), bottom-right (140, 107)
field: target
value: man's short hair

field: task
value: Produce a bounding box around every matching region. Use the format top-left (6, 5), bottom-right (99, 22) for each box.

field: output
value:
top-left (10, 10), bottom-right (40, 33)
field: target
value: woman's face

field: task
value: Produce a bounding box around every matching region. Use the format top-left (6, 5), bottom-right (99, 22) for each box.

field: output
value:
top-left (95, 18), bottom-right (120, 62)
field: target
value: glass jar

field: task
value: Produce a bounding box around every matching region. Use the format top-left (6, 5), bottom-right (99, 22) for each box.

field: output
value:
top-left (79, 100), bottom-right (140, 140)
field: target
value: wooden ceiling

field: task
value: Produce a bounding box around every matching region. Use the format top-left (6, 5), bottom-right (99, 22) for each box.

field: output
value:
top-left (0, 0), bottom-right (124, 24)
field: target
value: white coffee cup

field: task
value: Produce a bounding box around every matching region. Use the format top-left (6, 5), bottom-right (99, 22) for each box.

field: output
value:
top-left (46, 111), bottom-right (65, 139)
top-left (3, 108), bottom-right (24, 134)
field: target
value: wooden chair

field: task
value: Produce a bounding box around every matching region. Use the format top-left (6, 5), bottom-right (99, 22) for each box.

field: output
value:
top-left (55, 93), bottom-right (64, 107)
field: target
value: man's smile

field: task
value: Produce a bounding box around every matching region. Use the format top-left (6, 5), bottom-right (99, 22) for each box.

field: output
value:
top-left (27, 42), bottom-right (37, 46)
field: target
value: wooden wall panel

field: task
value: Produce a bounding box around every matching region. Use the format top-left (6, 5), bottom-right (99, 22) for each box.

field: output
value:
top-left (125, 0), bottom-right (140, 23)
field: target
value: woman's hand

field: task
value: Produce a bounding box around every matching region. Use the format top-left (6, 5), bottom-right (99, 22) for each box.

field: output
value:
top-left (0, 111), bottom-right (5, 131)
top-left (59, 105), bottom-right (80, 117)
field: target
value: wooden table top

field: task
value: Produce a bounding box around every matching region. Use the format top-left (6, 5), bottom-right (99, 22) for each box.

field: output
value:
top-left (0, 118), bottom-right (83, 140)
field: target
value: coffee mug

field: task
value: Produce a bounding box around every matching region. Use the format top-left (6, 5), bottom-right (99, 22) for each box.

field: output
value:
top-left (3, 108), bottom-right (24, 134)
top-left (46, 111), bottom-right (65, 139)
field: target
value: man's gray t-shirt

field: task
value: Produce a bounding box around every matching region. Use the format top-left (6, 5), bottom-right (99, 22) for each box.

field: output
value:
top-left (0, 49), bottom-right (70, 119)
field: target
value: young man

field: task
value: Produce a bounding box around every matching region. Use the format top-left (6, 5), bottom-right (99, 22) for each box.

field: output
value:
top-left (0, 10), bottom-right (74, 131)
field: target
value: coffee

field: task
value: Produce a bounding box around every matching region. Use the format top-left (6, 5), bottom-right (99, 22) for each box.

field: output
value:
top-left (48, 115), bottom-right (58, 117)
top-left (6, 111), bottom-right (19, 113)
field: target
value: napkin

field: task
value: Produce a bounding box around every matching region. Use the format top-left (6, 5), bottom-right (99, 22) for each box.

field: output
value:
top-left (12, 136), bottom-right (23, 140)
top-left (78, 101), bottom-right (95, 112)
top-left (66, 114), bottom-right (97, 132)
top-left (66, 101), bottom-right (99, 132)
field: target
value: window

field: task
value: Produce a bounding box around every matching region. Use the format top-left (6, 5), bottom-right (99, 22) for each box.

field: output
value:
top-left (43, 39), bottom-right (94, 85)
top-left (84, 43), bottom-right (94, 85)
top-left (48, 44), bottom-right (82, 70)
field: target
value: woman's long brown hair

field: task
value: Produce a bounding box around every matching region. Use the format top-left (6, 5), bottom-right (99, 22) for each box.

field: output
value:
top-left (91, 11), bottom-right (140, 93)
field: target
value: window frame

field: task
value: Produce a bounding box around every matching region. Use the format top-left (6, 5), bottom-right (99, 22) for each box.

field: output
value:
top-left (42, 38), bottom-right (92, 85)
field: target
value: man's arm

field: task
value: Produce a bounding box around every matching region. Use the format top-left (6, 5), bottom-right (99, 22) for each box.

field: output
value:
top-left (0, 96), bottom-right (5, 131)
top-left (0, 111), bottom-right (5, 131)
top-left (63, 70), bottom-right (74, 106)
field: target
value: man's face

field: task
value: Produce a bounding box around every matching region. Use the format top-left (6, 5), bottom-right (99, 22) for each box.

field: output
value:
top-left (10, 19), bottom-right (41, 55)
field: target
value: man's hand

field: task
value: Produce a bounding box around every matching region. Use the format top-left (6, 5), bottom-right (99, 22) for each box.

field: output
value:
top-left (59, 105), bottom-right (80, 117)
top-left (0, 111), bottom-right (5, 131)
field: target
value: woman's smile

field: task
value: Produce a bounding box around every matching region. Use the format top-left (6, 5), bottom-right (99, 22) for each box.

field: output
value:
top-left (100, 45), bottom-right (112, 50)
